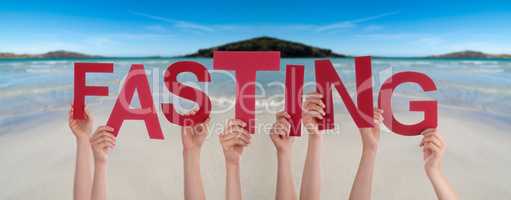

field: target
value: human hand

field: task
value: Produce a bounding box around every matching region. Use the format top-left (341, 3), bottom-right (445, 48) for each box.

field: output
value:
top-left (302, 92), bottom-right (325, 137)
top-left (270, 111), bottom-right (294, 153)
top-left (219, 119), bottom-right (252, 166)
top-left (358, 109), bottom-right (383, 152)
top-left (181, 109), bottom-right (210, 151)
top-left (68, 106), bottom-right (93, 139)
top-left (420, 128), bottom-right (445, 176)
top-left (90, 126), bottom-right (116, 164)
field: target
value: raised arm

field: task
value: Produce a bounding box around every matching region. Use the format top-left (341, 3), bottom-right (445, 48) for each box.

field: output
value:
top-left (219, 119), bottom-right (252, 200)
top-left (68, 106), bottom-right (94, 200)
top-left (420, 129), bottom-right (459, 200)
top-left (90, 126), bottom-right (116, 200)
top-left (300, 92), bottom-right (325, 200)
top-left (349, 109), bottom-right (383, 200)
top-left (270, 111), bottom-right (297, 200)
top-left (182, 110), bottom-right (210, 200)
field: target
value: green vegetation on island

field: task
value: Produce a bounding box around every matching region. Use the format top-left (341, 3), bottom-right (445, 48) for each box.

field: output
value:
top-left (0, 50), bottom-right (98, 59)
top-left (430, 50), bottom-right (511, 59)
top-left (184, 36), bottom-right (347, 58)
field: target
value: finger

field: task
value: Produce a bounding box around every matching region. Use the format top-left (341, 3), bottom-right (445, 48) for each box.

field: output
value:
top-left (228, 119), bottom-right (247, 128)
top-left (305, 92), bottom-right (323, 99)
top-left (68, 108), bottom-right (73, 120)
top-left (305, 111), bottom-right (324, 120)
top-left (98, 139), bottom-right (116, 148)
top-left (96, 142), bottom-right (112, 152)
top-left (221, 131), bottom-right (237, 141)
top-left (420, 137), bottom-right (442, 150)
top-left (421, 136), bottom-right (443, 150)
top-left (92, 126), bottom-right (115, 141)
top-left (421, 128), bottom-right (437, 136)
top-left (278, 118), bottom-right (291, 133)
top-left (305, 103), bottom-right (325, 115)
top-left (99, 134), bottom-right (116, 144)
top-left (223, 136), bottom-right (244, 148)
top-left (234, 137), bottom-right (249, 146)
top-left (276, 111), bottom-right (291, 120)
top-left (238, 133), bottom-right (251, 144)
top-left (84, 106), bottom-right (91, 120)
top-left (222, 126), bottom-right (248, 141)
top-left (423, 143), bottom-right (440, 155)
top-left (421, 132), bottom-right (443, 146)
top-left (229, 126), bottom-right (249, 136)
top-left (94, 126), bottom-right (114, 137)
top-left (304, 98), bottom-right (325, 108)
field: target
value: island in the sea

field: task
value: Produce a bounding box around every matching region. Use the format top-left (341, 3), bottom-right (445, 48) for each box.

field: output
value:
top-left (184, 36), bottom-right (347, 58)
top-left (2, 39), bottom-right (511, 59)
top-left (430, 50), bottom-right (511, 59)
top-left (0, 50), bottom-right (98, 59)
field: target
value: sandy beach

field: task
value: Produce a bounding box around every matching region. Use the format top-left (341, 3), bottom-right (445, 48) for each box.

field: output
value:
top-left (1, 104), bottom-right (510, 200)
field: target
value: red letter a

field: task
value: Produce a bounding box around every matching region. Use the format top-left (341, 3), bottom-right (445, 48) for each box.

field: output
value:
top-left (106, 64), bottom-right (164, 139)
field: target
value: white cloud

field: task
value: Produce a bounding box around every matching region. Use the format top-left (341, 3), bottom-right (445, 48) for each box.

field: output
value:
top-left (130, 11), bottom-right (214, 32)
top-left (316, 11), bottom-right (399, 32)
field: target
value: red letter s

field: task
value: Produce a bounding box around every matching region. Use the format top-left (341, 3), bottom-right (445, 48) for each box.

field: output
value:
top-left (161, 61), bottom-right (212, 126)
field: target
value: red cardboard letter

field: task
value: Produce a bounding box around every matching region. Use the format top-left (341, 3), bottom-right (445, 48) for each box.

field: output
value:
top-left (378, 72), bottom-right (438, 136)
top-left (106, 64), bottom-right (164, 139)
top-left (213, 51), bottom-right (280, 133)
top-left (285, 65), bottom-right (304, 136)
top-left (315, 57), bottom-right (374, 130)
top-left (73, 63), bottom-right (113, 119)
top-left (161, 61), bottom-right (212, 126)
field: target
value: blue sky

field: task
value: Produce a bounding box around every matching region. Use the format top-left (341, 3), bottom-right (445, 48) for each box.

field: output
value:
top-left (1, 0), bottom-right (510, 57)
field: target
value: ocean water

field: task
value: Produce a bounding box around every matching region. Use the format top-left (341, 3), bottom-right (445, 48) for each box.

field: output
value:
top-left (1, 57), bottom-right (510, 133)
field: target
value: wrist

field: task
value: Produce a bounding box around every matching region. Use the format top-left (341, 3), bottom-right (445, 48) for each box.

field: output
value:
top-left (362, 144), bottom-right (378, 154)
top-left (225, 159), bottom-right (240, 167)
top-left (276, 146), bottom-right (292, 155)
top-left (277, 149), bottom-right (292, 158)
top-left (183, 147), bottom-right (201, 157)
top-left (75, 134), bottom-right (90, 141)
top-left (94, 159), bottom-right (108, 167)
top-left (426, 167), bottom-right (442, 178)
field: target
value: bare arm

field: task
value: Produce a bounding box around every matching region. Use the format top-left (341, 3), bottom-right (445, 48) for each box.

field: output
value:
top-left (182, 110), bottom-right (209, 200)
top-left (349, 150), bottom-right (376, 200)
top-left (90, 126), bottom-right (116, 200)
top-left (92, 162), bottom-right (108, 200)
top-left (428, 172), bottom-right (458, 200)
top-left (220, 119), bottom-right (252, 200)
top-left (300, 135), bottom-right (322, 200)
top-left (69, 107), bottom-right (94, 200)
top-left (271, 111), bottom-right (297, 200)
top-left (349, 109), bottom-right (383, 200)
top-left (300, 92), bottom-right (325, 200)
top-left (183, 148), bottom-right (206, 200)
top-left (276, 151), bottom-right (297, 200)
top-left (74, 136), bottom-right (94, 200)
top-left (421, 129), bottom-right (459, 200)
top-left (226, 163), bottom-right (242, 200)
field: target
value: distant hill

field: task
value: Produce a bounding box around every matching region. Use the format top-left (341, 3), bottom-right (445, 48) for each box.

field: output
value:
top-left (0, 50), bottom-right (99, 59)
top-left (430, 50), bottom-right (511, 59)
top-left (184, 36), bottom-right (347, 58)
